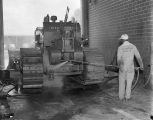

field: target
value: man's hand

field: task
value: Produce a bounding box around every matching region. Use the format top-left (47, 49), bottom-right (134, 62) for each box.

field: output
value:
top-left (140, 67), bottom-right (144, 71)
top-left (135, 67), bottom-right (144, 71)
top-left (135, 67), bottom-right (140, 71)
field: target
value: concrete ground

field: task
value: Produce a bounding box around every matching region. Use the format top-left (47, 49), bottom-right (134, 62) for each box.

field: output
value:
top-left (1, 76), bottom-right (152, 120)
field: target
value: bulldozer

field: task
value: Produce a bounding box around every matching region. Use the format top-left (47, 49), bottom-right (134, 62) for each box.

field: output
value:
top-left (5, 13), bottom-right (107, 92)
top-left (19, 14), bottom-right (84, 90)
top-left (4, 8), bottom-right (123, 93)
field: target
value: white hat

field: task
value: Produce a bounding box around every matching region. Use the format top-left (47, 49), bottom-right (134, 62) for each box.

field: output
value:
top-left (119, 34), bottom-right (128, 40)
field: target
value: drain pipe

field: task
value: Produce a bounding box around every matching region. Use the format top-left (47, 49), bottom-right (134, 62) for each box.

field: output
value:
top-left (81, 0), bottom-right (89, 40)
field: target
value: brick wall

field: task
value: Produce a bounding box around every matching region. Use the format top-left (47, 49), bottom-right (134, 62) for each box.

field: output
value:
top-left (87, 0), bottom-right (152, 73)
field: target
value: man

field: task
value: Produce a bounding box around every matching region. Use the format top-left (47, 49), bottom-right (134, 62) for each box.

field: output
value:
top-left (117, 34), bottom-right (143, 100)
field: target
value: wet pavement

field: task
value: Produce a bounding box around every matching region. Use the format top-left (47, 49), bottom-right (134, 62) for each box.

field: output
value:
top-left (0, 76), bottom-right (152, 120)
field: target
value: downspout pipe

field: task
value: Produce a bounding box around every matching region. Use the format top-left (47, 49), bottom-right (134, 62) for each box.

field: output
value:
top-left (81, 0), bottom-right (89, 40)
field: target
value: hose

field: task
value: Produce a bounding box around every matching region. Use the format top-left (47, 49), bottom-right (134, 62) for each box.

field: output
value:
top-left (143, 74), bottom-right (151, 87)
top-left (143, 66), bottom-right (151, 88)
top-left (132, 68), bottom-right (140, 90)
top-left (62, 60), bottom-right (105, 67)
